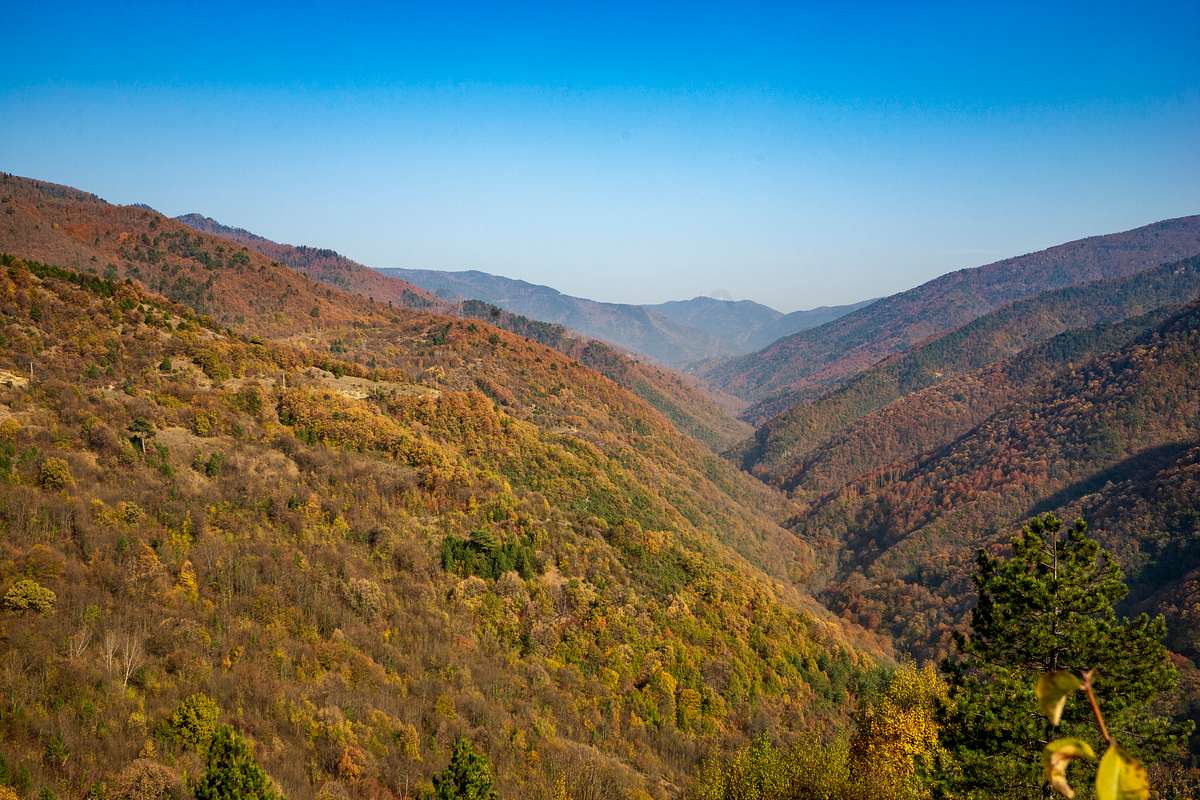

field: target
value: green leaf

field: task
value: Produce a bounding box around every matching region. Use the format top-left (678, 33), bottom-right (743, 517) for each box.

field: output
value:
top-left (1036, 671), bottom-right (1082, 725)
top-left (1043, 737), bottom-right (1096, 799)
top-left (1096, 746), bottom-right (1149, 800)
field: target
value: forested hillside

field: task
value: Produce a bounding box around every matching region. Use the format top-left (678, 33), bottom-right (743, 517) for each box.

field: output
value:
top-left (455, 301), bottom-right (751, 451)
top-left (1062, 442), bottom-right (1200, 664)
top-left (759, 306), bottom-right (1178, 500)
top-left (735, 255), bottom-right (1200, 490)
top-left (0, 176), bottom-right (390, 336)
top-left (178, 215), bottom-right (751, 452)
top-left (0, 254), bottom-right (878, 800)
top-left (175, 213), bottom-right (440, 311)
top-left (704, 216), bottom-right (1200, 421)
top-left (0, 175), bottom-right (884, 799)
top-left (790, 298), bottom-right (1200, 661)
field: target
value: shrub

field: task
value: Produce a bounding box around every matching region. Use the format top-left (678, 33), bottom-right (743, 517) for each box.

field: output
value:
top-left (395, 722), bottom-right (421, 761)
top-left (192, 412), bottom-right (217, 437)
top-left (192, 452), bottom-right (224, 478)
top-left (345, 578), bottom-right (384, 619)
top-left (193, 350), bottom-right (232, 382)
top-left (119, 502), bottom-right (147, 525)
top-left (111, 759), bottom-right (183, 800)
top-left (164, 693), bottom-right (221, 750)
top-left (3, 578), bottom-right (56, 613)
top-left (38, 457), bottom-right (73, 490)
top-left (234, 385), bottom-right (263, 416)
top-left (43, 734), bottom-right (68, 767)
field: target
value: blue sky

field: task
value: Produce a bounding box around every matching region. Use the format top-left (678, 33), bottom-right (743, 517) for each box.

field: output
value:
top-left (3, 1), bottom-right (1198, 310)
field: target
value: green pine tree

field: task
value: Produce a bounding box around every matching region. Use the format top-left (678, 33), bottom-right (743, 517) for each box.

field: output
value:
top-left (941, 514), bottom-right (1190, 798)
top-left (193, 725), bottom-right (283, 800)
top-left (429, 737), bottom-right (498, 800)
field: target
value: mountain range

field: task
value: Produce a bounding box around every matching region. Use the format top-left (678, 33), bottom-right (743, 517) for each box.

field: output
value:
top-left (733, 254), bottom-right (1200, 494)
top-left (701, 215), bottom-right (1200, 422)
top-left (379, 266), bottom-right (872, 368)
top-left (791, 295), bottom-right (1200, 660)
top-left (172, 213), bottom-right (752, 450)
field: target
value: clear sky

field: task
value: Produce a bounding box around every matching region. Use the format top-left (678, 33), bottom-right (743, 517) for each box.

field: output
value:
top-left (3, 1), bottom-right (1199, 311)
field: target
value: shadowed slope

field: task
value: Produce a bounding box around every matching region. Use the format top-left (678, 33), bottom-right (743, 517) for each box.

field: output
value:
top-left (790, 299), bottom-right (1200, 658)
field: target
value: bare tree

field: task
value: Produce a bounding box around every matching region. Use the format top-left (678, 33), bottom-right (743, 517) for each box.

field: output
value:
top-left (101, 629), bottom-right (119, 674)
top-left (118, 631), bottom-right (145, 688)
top-left (67, 626), bottom-right (92, 661)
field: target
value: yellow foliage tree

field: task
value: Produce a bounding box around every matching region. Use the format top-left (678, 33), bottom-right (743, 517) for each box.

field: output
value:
top-left (850, 663), bottom-right (950, 800)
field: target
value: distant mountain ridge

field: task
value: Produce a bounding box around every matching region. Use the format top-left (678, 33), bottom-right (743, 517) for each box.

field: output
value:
top-left (381, 266), bottom-right (871, 367)
top-left (382, 267), bottom-right (716, 366)
top-left (175, 212), bottom-right (441, 310)
top-left (646, 295), bottom-right (877, 356)
top-left (733, 253), bottom-right (1200, 490)
top-left (173, 213), bottom-right (754, 452)
top-left (703, 214), bottom-right (1200, 421)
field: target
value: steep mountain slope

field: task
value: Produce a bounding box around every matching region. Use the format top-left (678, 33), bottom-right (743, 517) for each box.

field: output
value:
top-left (0, 174), bottom-right (827, 604)
top-left (382, 267), bottom-right (868, 367)
top-left (175, 213), bottom-right (441, 310)
top-left (734, 255), bottom-right (1200, 487)
top-left (751, 298), bottom-right (878, 349)
top-left (790, 299), bottom-right (1200, 660)
top-left (765, 306), bottom-right (1180, 500)
top-left (0, 176), bottom-right (880, 798)
top-left (704, 216), bottom-right (1200, 421)
top-left (1058, 442), bottom-right (1200, 661)
top-left (0, 175), bottom-right (390, 336)
top-left (1061, 442), bottom-right (1200, 753)
top-left (457, 300), bottom-right (751, 451)
top-left (175, 212), bottom-right (752, 452)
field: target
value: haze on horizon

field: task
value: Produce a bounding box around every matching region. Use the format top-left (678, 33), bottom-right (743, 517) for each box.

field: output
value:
top-left (3, 0), bottom-right (1198, 311)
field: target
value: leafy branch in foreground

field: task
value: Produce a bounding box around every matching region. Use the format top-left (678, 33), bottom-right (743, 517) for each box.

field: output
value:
top-left (1037, 669), bottom-right (1148, 800)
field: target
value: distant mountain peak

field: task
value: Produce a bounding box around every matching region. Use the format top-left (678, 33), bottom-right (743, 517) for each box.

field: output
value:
top-left (175, 212), bottom-right (271, 243)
